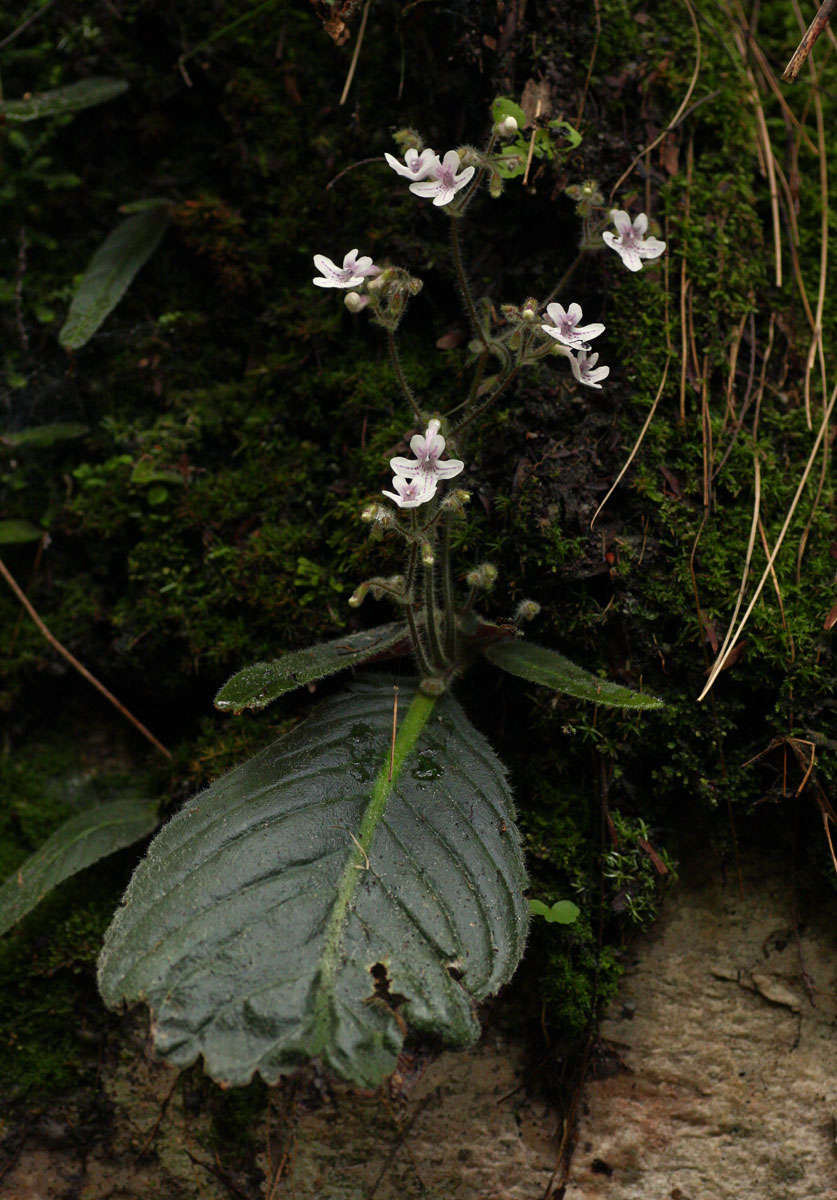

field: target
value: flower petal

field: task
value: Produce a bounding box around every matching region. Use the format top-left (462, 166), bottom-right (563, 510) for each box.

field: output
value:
top-left (610, 210), bottom-right (633, 236)
top-left (408, 181), bottom-right (440, 198)
top-left (566, 302), bottom-right (582, 325)
top-left (434, 458), bottom-right (464, 479)
top-left (633, 213), bottom-right (648, 236)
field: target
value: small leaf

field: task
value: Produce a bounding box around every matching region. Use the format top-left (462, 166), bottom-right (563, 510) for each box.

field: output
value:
top-left (214, 622), bottom-right (410, 712)
top-left (1, 78), bottom-right (129, 123)
top-left (491, 96), bottom-right (528, 128)
top-left (549, 119), bottom-right (583, 149)
top-left (0, 519), bottom-right (44, 544)
top-left (129, 461), bottom-right (184, 486)
top-left (0, 798), bottom-right (158, 937)
top-left (484, 639), bottom-right (663, 709)
top-left (99, 678), bottom-right (528, 1088)
top-left (529, 898), bottom-right (580, 924)
top-left (1, 423), bottom-right (88, 449)
top-left (59, 202), bottom-right (172, 350)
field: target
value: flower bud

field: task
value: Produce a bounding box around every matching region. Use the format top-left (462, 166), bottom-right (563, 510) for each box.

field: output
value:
top-left (440, 489), bottom-right (471, 514)
top-left (466, 562), bottom-right (498, 591)
top-left (515, 599), bottom-right (541, 623)
top-left (495, 115), bottom-right (518, 137)
top-left (394, 127), bottom-right (423, 153)
top-left (344, 291), bottom-right (368, 313)
top-left (420, 540), bottom-right (435, 567)
top-left (349, 583), bottom-right (370, 607)
top-left (489, 174), bottom-right (503, 199)
top-left (521, 298), bottom-right (539, 321)
top-left (419, 676), bottom-right (448, 697)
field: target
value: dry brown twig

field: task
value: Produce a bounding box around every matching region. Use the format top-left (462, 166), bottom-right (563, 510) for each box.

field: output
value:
top-left (0, 550), bottom-right (172, 759)
top-left (782, 0), bottom-right (836, 81)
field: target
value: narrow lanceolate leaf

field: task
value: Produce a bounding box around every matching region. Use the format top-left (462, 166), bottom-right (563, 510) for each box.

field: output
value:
top-left (1, 78), bottom-right (129, 123)
top-left (214, 622), bottom-right (410, 712)
top-left (0, 519), bottom-right (44, 544)
top-left (1, 423), bottom-right (88, 449)
top-left (99, 677), bottom-right (528, 1088)
top-left (59, 202), bottom-right (172, 350)
top-left (484, 639), bottom-right (663, 709)
top-left (0, 798), bottom-right (158, 938)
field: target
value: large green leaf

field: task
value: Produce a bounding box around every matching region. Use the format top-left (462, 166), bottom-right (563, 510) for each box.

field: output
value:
top-left (0, 519), bottom-right (44, 544)
top-left (0, 798), bottom-right (159, 937)
top-left (484, 639), bottom-right (663, 709)
top-left (98, 677), bottom-right (528, 1088)
top-left (59, 202), bottom-right (172, 350)
top-left (214, 622), bottom-right (410, 712)
top-left (1, 423), bottom-right (89, 449)
top-left (1, 78), bottom-right (129, 123)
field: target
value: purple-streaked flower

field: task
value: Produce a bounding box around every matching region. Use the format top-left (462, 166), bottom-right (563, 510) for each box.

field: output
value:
top-left (390, 419), bottom-right (464, 481)
top-left (312, 248), bottom-right (381, 289)
top-left (382, 473), bottom-right (438, 509)
top-left (408, 150), bottom-right (475, 207)
top-left (384, 147), bottom-right (439, 181)
top-left (602, 211), bottom-right (666, 272)
top-left (570, 349), bottom-right (610, 389)
top-left (541, 301), bottom-right (605, 350)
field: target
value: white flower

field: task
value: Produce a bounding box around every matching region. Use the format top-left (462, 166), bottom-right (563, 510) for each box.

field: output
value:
top-left (312, 248), bottom-right (380, 289)
top-left (384, 147), bottom-right (440, 180)
top-left (381, 473), bottom-right (438, 509)
top-left (602, 211), bottom-right (666, 272)
top-left (570, 349), bottom-right (610, 389)
top-left (390, 419), bottom-right (464, 481)
top-left (541, 301), bottom-right (605, 350)
top-left (496, 116), bottom-right (518, 137)
top-left (408, 150), bottom-right (475, 207)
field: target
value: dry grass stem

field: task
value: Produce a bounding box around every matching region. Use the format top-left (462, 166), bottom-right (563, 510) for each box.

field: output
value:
top-left (699, 381), bottom-right (837, 701)
top-left (591, 356), bottom-right (671, 529)
top-left (0, 554), bottom-right (172, 758)
top-left (609, 0), bottom-right (702, 200)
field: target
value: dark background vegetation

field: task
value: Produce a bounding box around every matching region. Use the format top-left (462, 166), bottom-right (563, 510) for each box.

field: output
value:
top-left (0, 0), bottom-right (834, 1172)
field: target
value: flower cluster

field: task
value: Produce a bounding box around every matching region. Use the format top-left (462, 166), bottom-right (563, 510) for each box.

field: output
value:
top-left (385, 148), bottom-right (475, 208)
top-left (382, 419), bottom-right (464, 509)
top-left (540, 301), bottom-right (609, 389)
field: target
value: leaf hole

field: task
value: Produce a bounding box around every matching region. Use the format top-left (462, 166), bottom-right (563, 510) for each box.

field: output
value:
top-left (367, 962), bottom-right (408, 1011)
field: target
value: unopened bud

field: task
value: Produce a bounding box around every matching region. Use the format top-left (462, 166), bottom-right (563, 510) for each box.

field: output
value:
top-left (489, 174), bottom-right (503, 199)
top-left (515, 599), bottom-right (541, 623)
top-left (419, 676), bottom-right (448, 697)
top-left (394, 127), bottom-right (423, 153)
top-left (521, 306), bottom-right (537, 322)
top-left (440, 488), bottom-right (471, 514)
top-left (349, 583), bottom-right (370, 608)
top-left (495, 115), bottom-right (518, 137)
top-left (420, 541), bottom-right (435, 567)
top-left (457, 145), bottom-right (479, 167)
top-left (344, 291), bottom-right (368, 313)
top-left (466, 562), bottom-right (498, 591)
top-left (366, 269), bottom-right (390, 293)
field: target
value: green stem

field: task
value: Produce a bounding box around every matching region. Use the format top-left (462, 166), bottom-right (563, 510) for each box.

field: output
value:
top-left (542, 248), bottom-right (588, 309)
top-left (310, 685), bottom-right (438, 1050)
top-left (450, 219), bottom-right (488, 350)
top-left (388, 330), bottom-right (422, 420)
top-left (440, 517), bottom-right (456, 660)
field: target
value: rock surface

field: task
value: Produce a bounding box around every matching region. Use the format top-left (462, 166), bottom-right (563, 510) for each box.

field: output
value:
top-left (565, 855), bottom-right (837, 1200)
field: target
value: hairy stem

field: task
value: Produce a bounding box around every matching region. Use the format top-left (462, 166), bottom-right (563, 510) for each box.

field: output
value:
top-left (423, 562), bottom-right (448, 669)
top-left (404, 537), bottom-right (433, 677)
top-left (450, 219), bottom-right (488, 350)
top-left (452, 364), bottom-right (521, 436)
top-left (440, 517), bottom-right (457, 660)
top-left (388, 329), bottom-right (422, 420)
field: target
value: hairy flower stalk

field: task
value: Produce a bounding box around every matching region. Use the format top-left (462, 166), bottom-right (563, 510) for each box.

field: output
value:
top-left (387, 330), bottom-right (422, 420)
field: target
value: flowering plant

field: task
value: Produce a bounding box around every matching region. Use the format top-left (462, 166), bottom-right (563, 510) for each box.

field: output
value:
top-left (96, 103), bottom-right (666, 1090)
